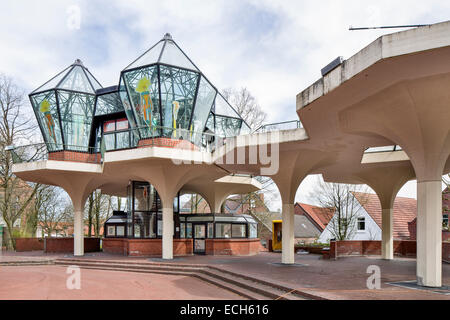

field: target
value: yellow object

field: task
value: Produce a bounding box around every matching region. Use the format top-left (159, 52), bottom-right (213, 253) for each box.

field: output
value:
top-left (135, 77), bottom-right (154, 128)
top-left (39, 99), bottom-right (50, 113)
top-left (172, 101), bottom-right (180, 137)
top-left (135, 77), bottom-right (151, 93)
top-left (272, 220), bottom-right (282, 251)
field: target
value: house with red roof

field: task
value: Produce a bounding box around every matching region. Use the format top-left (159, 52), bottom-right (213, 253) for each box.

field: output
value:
top-left (318, 192), bottom-right (418, 242)
top-left (294, 203), bottom-right (334, 233)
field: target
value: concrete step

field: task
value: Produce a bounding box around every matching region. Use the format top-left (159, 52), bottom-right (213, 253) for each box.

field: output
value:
top-left (56, 263), bottom-right (266, 300)
top-left (55, 258), bottom-right (311, 300)
top-left (0, 260), bottom-right (54, 266)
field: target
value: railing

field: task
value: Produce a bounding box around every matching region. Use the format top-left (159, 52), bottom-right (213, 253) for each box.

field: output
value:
top-left (254, 120), bottom-right (302, 133)
top-left (9, 124), bottom-right (226, 164)
top-left (103, 124), bottom-right (224, 153)
top-left (10, 143), bottom-right (102, 164)
top-left (364, 145), bottom-right (402, 153)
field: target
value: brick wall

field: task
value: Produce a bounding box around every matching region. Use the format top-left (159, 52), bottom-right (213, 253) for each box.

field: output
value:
top-left (15, 238), bottom-right (44, 251)
top-left (444, 242), bottom-right (450, 262)
top-left (443, 231), bottom-right (450, 242)
top-left (138, 138), bottom-right (199, 151)
top-left (205, 239), bottom-right (261, 256)
top-left (48, 151), bottom-right (101, 163)
top-left (44, 238), bottom-right (101, 253)
top-left (102, 238), bottom-right (126, 255)
top-left (329, 240), bottom-right (442, 259)
top-left (102, 238), bottom-right (193, 256)
top-left (407, 219), bottom-right (449, 242)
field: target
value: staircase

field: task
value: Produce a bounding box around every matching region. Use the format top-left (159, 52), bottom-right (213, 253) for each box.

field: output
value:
top-left (55, 258), bottom-right (323, 300)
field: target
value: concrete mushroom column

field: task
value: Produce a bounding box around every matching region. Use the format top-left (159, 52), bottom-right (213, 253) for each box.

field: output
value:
top-left (351, 165), bottom-right (415, 260)
top-left (271, 150), bottom-right (332, 264)
top-left (61, 177), bottom-right (101, 257)
top-left (159, 193), bottom-right (175, 260)
top-left (416, 179), bottom-right (443, 286)
top-left (338, 74), bottom-right (450, 286)
top-left (135, 163), bottom-right (214, 260)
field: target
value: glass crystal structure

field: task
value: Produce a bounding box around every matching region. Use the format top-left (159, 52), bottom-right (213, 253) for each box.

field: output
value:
top-left (30, 34), bottom-right (250, 153)
top-left (120, 33), bottom-right (250, 143)
top-left (30, 59), bottom-right (102, 152)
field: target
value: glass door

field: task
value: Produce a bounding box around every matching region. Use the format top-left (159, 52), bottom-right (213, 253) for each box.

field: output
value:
top-left (193, 223), bottom-right (206, 254)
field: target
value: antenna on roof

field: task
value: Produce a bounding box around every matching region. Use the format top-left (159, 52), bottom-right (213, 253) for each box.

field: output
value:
top-left (349, 24), bottom-right (431, 31)
top-left (73, 59), bottom-right (84, 66)
top-left (163, 33), bottom-right (173, 40)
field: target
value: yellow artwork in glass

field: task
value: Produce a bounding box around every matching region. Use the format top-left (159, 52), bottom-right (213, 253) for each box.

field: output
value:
top-left (172, 101), bottom-right (180, 137)
top-left (40, 99), bottom-right (56, 143)
top-left (135, 77), bottom-right (153, 128)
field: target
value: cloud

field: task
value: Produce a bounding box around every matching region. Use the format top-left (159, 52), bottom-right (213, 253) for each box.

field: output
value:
top-left (1, 0), bottom-right (449, 203)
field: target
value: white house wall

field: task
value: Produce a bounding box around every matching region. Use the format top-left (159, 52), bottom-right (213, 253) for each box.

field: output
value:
top-left (318, 198), bottom-right (381, 242)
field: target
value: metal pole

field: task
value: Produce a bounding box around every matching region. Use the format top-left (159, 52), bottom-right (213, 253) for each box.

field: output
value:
top-left (349, 24), bottom-right (431, 31)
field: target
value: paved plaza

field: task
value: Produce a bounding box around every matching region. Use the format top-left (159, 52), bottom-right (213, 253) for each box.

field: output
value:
top-left (0, 264), bottom-right (243, 300)
top-left (1, 251), bottom-right (448, 300)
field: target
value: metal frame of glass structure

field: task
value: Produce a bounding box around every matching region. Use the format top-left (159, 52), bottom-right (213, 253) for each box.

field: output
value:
top-left (119, 33), bottom-right (250, 144)
top-left (104, 181), bottom-right (258, 248)
top-left (29, 34), bottom-right (251, 154)
top-left (29, 59), bottom-right (102, 152)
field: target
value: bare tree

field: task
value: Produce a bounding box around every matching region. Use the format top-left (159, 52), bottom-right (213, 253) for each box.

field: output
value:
top-left (85, 190), bottom-right (113, 237)
top-left (222, 87), bottom-right (267, 130)
top-left (220, 88), bottom-right (275, 228)
top-left (38, 186), bottom-right (72, 237)
top-left (310, 177), bottom-right (369, 240)
top-left (0, 74), bottom-right (40, 249)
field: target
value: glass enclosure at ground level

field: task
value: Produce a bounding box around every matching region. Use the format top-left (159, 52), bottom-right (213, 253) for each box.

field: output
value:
top-left (104, 181), bottom-right (258, 240)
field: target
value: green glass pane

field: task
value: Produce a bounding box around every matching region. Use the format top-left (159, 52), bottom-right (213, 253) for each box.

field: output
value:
top-left (57, 91), bottom-right (95, 151)
top-left (124, 40), bottom-right (164, 71)
top-left (159, 40), bottom-right (199, 71)
top-left (95, 91), bottom-right (124, 116)
top-left (214, 94), bottom-right (241, 118)
top-left (240, 121), bottom-right (251, 135)
top-left (159, 65), bottom-right (199, 139)
top-left (85, 69), bottom-right (102, 91)
top-left (215, 114), bottom-right (242, 137)
top-left (104, 133), bottom-right (115, 151)
top-left (58, 66), bottom-right (95, 94)
top-left (205, 112), bottom-right (215, 132)
top-left (32, 66), bottom-right (71, 93)
top-left (116, 131), bottom-right (131, 149)
top-left (191, 76), bottom-right (216, 144)
top-left (123, 66), bottom-right (160, 138)
top-left (30, 90), bottom-right (63, 151)
top-left (119, 77), bottom-right (137, 128)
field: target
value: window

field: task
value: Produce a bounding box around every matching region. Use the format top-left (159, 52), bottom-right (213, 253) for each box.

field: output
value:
top-left (444, 214), bottom-right (449, 229)
top-left (186, 223), bottom-right (192, 238)
top-left (101, 118), bottom-right (131, 150)
top-left (157, 220), bottom-right (162, 237)
top-left (104, 120), bottom-right (116, 132)
top-left (116, 226), bottom-right (125, 237)
top-left (357, 217), bottom-right (366, 231)
top-left (207, 223), bottom-right (214, 238)
top-left (116, 119), bottom-right (129, 130)
top-left (232, 224), bottom-right (246, 238)
top-left (216, 223), bottom-right (231, 238)
top-left (180, 223), bottom-right (186, 238)
top-left (249, 224), bottom-right (257, 239)
top-left (107, 226), bottom-right (115, 236)
top-left (134, 224), bottom-right (141, 238)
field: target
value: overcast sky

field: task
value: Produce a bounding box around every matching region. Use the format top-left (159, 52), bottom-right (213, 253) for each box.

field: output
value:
top-left (1, 0), bottom-right (449, 208)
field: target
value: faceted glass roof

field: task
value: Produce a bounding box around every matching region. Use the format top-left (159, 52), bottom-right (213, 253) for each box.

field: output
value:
top-left (121, 34), bottom-right (250, 142)
top-left (29, 34), bottom-right (251, 153)
top-left (32, 59), bottom-right (102, 94)
top-left (29, 59), bottom-right (101, 152)
top-left (124, 33), bottom-right (199, 72)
